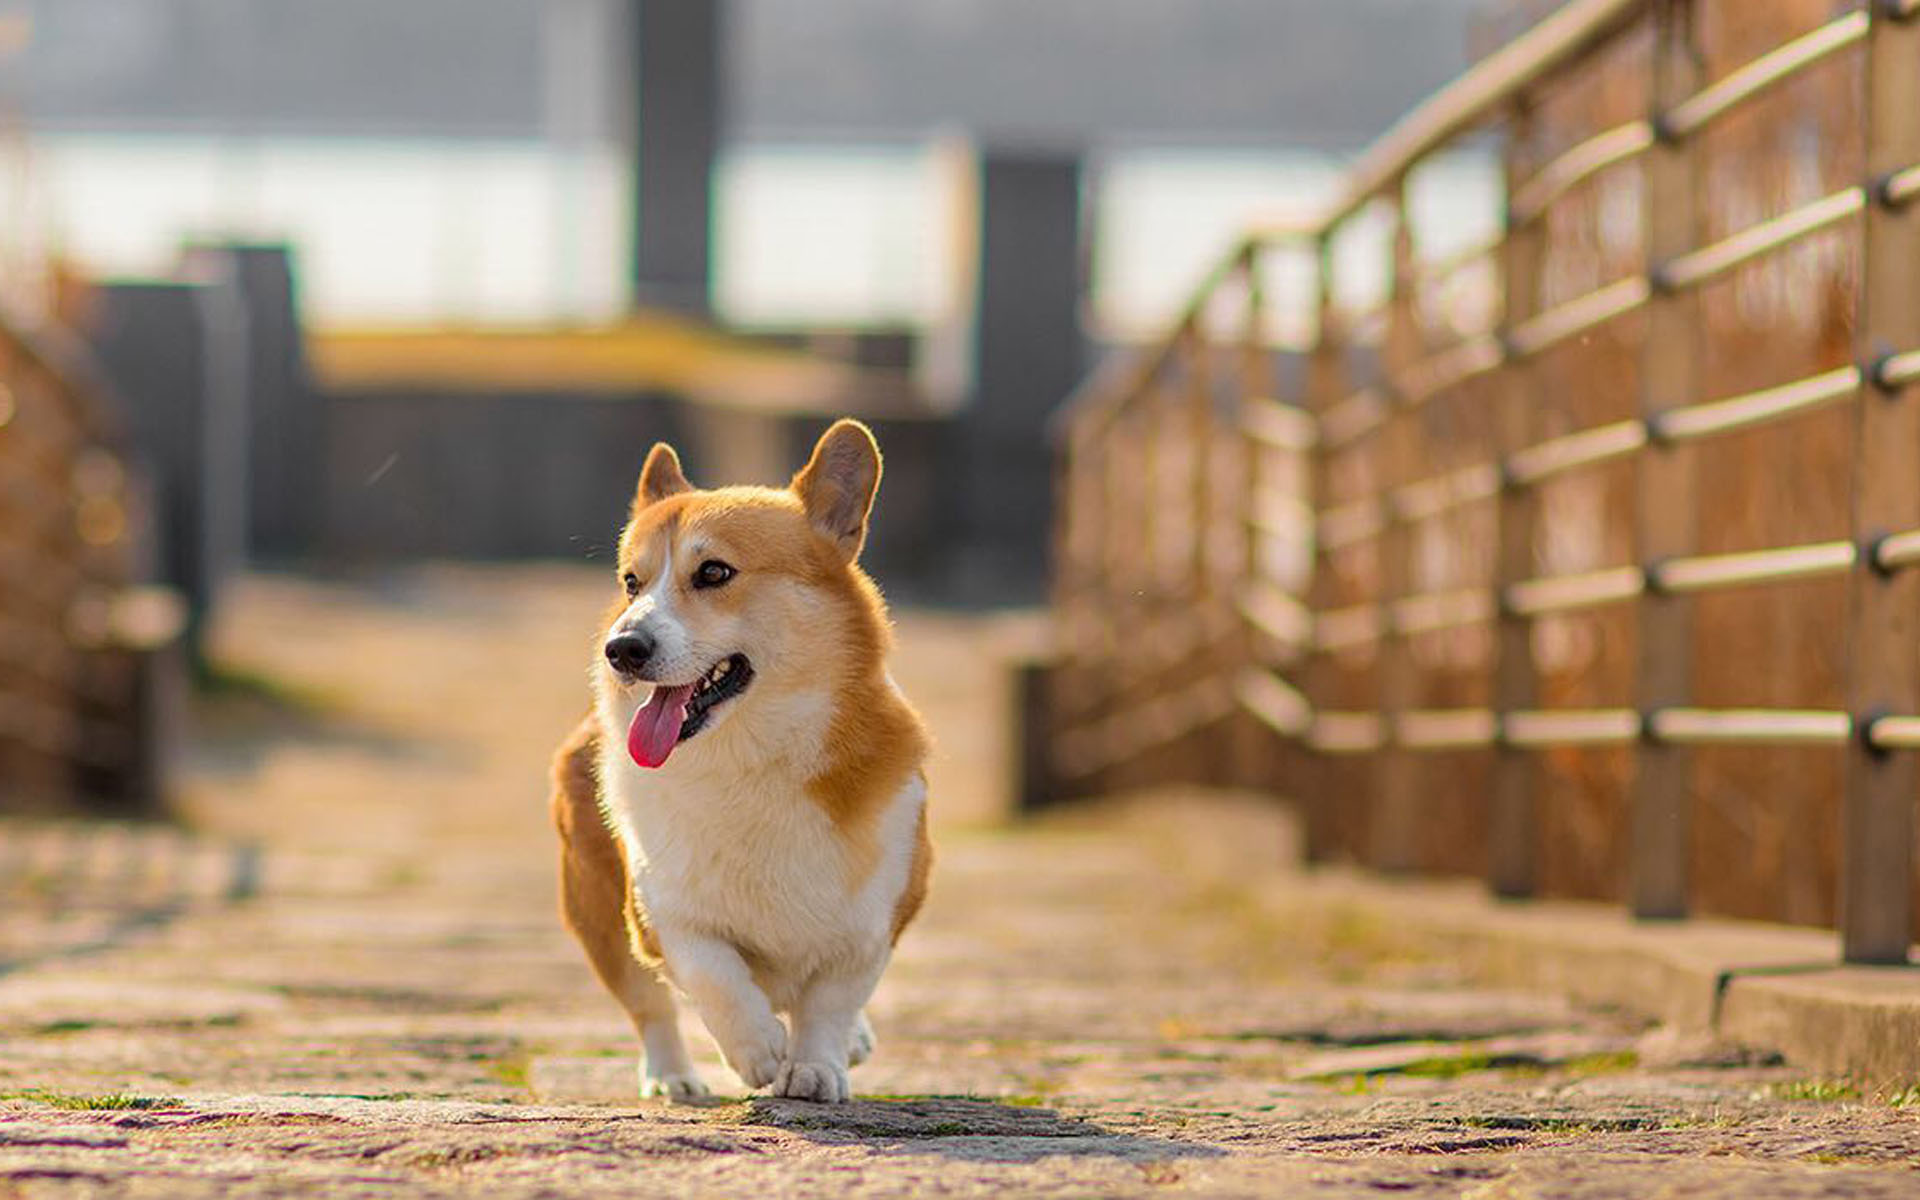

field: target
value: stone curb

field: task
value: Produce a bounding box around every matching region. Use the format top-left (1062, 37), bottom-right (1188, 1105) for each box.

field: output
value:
top-left (1268, 869), bottom-right (1920, 1088)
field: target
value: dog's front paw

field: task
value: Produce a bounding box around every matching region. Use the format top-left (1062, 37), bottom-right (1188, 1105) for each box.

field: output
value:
top-left (719, 1016), bottom-right (788, 1089)
top-left (847, 1011), bottom-right (876, 1067)
top-left (641, 1066), bottom-right (712, 1105)
top-left (773, 1058), bottom-right (851, 1103)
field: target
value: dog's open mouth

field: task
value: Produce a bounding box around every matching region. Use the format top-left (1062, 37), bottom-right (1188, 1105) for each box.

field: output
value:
top-left (626, 653), bottom-right (754, 769)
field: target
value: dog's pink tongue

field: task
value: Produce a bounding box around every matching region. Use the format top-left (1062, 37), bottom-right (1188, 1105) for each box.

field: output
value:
top-left (628, 683), bottom-right (696, 769)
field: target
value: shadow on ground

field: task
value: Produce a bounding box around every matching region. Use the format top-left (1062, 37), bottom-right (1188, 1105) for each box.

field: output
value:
top-left (186, 660), bottom-right (452, 777)
top-left (739, 1095), bottom-right (1223, 1162)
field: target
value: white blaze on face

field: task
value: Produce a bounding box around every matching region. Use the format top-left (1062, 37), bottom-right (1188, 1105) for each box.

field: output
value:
top-left (615, 539), bottom-right (697, 684)
top-left (617, 540), bottom-right (699, 770)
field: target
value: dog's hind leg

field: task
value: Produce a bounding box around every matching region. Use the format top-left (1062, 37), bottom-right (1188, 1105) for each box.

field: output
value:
top-left (551, 720), bottom-right (708, 1103)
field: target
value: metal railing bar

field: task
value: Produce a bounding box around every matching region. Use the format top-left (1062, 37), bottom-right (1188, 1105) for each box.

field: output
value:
top-left (1052, 242), bottom-right (1248, 437)
top-left (1320, 0), bottom-right (1645, 230)
top-left (1865, 715), bottom-right (1920, 752)
top-left (1309, 711), bottom-right (1386, 754)
top-left (1510, 119), bottom-right (1655, 222)
top-left (1877, 348), bottom-right (1920, 389)
top-left (1321, 386), bottom-right (1392, 448)
top-left (1237, 667), bottom-right (1313, 737)
top-left (1315, 603), bottom-right (1385, 651)
top-left (1660, 187), bottom-right (1864, 292)
top-left (1392, 587), bottom-right (1497, 635)
top-left (1250, 487), bottom-right (1314, 531)
top-left (1655, 365), bottom-right (1860, 442)
top-left (1248, 510), bottom-right (1307, 541)
top-left (1509, 276), bottom-right (1652, 358)
top-left (1887, 163), bottom-right (1920, 208)
top-left (1417, 231), bottom-right (1506, 285)
top-left (1648, 707), bottom-right (1852, 746)
top-left (1240, 581), bottom-right (1314, 648)
top-left (1243, 396), bottom-right (1319, 452)
top-left (1505, 564), bottom-right (1647, 616)
top-left (1133, 676), bottom-right (1239, 749)
top-left (1652, 539), bottom-right (1856, 594)
top-left (1344, 307), bottom-right (1392, 347)
top-left (1503, 708), bottom-right (1641, 746)
top-left (1316, 499), bottom-right (1387, 549)
top-left (1872, 528), bottom-right (1920, 572)
top-left (1400, 334), bottom-right (1505, 403)
top-left (1241, 218), bottom-right (1324, 248)
top-left (1397, 708), bottom-right (1500, 750)
top-left (1663, 10), bottom-right (1869, 139)
top-left (1052, 674), bottom-right (1239, 777)
top-left (1392, 462), bottom-right (1501, 523)
top-left (1505, 418), bottom-right (1648, 486)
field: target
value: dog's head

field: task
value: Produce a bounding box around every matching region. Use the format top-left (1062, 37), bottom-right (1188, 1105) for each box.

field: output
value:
top-left (598, 419), bottom-right (889, 769)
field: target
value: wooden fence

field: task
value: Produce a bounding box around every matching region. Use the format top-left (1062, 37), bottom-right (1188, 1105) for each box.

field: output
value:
top-left (0, 303), bottom-right (178, 814)
top-left (1049, 0), bottom-right (1920, 964)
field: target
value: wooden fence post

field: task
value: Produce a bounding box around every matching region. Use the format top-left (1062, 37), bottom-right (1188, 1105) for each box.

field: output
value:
top-left (1096, 399), bottom-right (1136, 794)
top-left (1235, 245), bottom-right (1275, 792)
top-left (1182, 318), bottom-right (1228, 787)
top-left (1632, 0), bottom-right (1705, 920)
top-left (1371, 187), bottom-right (1423, 871)
top-left (1490, 99), bottom-right (1545, 898)
top-left (1302, 237), bottom-right (1345, 862)
top-left (1840, 0), bottom-right (1920, 964)
top-left (1048, 418), bottom-right (1099, 805)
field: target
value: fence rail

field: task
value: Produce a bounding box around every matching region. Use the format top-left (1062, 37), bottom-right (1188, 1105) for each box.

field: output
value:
top-left (1049, 0), bottom-right (1920, 963)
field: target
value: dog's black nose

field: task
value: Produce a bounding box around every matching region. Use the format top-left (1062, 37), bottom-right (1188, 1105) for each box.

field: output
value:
top-left (604, 631), bottom-right (656, 677)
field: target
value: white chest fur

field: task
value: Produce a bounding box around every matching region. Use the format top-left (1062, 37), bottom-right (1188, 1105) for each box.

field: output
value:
top-left (598, 728), bottom-right (923, 1005)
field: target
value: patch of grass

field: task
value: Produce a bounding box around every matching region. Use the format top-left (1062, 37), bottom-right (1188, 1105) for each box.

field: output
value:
top-left (1335, 1073), bottom-right (1373, 1095)
top-left (924, 1121), bottom-right (968, 1136)
top-left (192, 660), bottom-right (333, 710)
top-left (484, 1054), bottom-right (531, 1093)
top-left (1399, 1052), bottom-right (1495, 1079)
top-left (1881, 1085), bottom-right (1920, 1108)
top-left (1560, 1051), bottom-right (1640, 1077)
top-left (1771, 1079), bottom-right (1861, 1103)
top-left (32, 1020), bottom-right (98, 1035)
top-left (1008, 1072), bottom-right (1065, 1099)
top-left (381, 862), bottom-right (428, 890)
top-left (2, 1089), bottom-right (174, 1111)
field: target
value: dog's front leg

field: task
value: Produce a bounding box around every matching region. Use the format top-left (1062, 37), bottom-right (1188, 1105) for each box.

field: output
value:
top-left (654, 925), bottom-right (786, 1090)
top-left (773, 956), bottom-right (885, 1103)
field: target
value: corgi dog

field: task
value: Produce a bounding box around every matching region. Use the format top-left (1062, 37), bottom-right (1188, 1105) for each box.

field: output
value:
top-left (549, 419), bottom-right (931, 1104)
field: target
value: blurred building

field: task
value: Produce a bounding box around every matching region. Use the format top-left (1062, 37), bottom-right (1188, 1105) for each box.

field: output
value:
top-left (8, 0), bottom-right (1484, 331)
top-left (2, 0), bottom-right (1492, 596)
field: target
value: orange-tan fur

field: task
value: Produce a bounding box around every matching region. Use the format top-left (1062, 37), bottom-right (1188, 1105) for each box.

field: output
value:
top-left (549, 419), bottom-right (931, 1104)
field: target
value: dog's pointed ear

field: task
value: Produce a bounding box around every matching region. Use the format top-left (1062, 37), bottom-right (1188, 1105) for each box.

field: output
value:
top-left (634, 442), bottom-right (692, 513)
top-left (791, 419), bottom-right (881, 561)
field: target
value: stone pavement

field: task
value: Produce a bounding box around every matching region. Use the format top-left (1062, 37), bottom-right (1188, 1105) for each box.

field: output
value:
top-left (3, 567), bottom-right (1919, 1198)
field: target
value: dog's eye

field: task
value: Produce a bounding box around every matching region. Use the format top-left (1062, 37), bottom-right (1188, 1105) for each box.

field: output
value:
top-left (692, 559), bottom-right (735, 589)
top-left (622, 572), bottom-right (640, 598)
